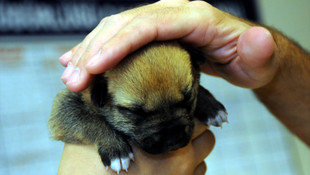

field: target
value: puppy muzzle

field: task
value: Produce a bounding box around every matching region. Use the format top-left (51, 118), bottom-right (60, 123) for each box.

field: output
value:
top-left (139, 117), bottom-right (194, 154)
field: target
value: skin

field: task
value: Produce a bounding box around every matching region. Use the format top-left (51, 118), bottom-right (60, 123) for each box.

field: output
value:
top-left (58, 121), bottom-right (213, 175)
top-left (57, 0), bottom-right (310, 174)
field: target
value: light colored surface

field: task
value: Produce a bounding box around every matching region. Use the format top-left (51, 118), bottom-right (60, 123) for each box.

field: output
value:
top-left (258, 0), bottom-right (310, 51)
top-left (203, 75), bottom-right (302, 175)
top-left (0, 36), bottom-right (81, 175)
top-left (258, 0), bottom-right (310, 174)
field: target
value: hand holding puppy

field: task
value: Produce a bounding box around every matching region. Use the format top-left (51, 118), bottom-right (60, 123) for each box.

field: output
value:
top-left (59, 0), bottom-right (275, 92)
top-left (58, 121), bottom-right (214, 175)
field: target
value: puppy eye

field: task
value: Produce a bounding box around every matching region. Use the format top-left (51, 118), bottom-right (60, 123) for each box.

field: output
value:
top-left (117, 106), bottom-right (146, 117)
top-left (183, 91), bottom-right (192, 103)
top-left (177, 91), bottom-right (194, 112)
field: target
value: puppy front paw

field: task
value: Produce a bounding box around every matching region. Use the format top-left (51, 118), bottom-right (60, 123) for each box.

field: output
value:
top-left (195, 86), bottom-right (228, 128)
top-left (109, 153), bottom-right (134, 173)
top-left (204, 109), bottom-right (228, 127)
top-left (98, 141), bottom-right (134, 174)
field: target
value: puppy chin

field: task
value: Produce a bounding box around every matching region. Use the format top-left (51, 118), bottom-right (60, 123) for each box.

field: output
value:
top-left (141, 136), bottom-right (191, 154)
top-left (136, 124), bottom-right (194, 155)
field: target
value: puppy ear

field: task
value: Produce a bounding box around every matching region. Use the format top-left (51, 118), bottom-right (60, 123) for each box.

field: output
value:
top-left (195, 85), bottom-right (228, 127)
top-left (181, 43), bottom-right (207, 67)
top-left (91, 76), bottom-right (109, 108)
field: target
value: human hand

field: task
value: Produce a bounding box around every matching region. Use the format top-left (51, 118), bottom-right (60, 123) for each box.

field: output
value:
top-left (59, 0), bottom-right (276, 92)
top-left (58, 121), bottom-right (215, 175)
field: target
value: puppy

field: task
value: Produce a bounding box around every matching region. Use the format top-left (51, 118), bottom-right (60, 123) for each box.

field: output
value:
top-left (48, 41), bottom-right (227, 173)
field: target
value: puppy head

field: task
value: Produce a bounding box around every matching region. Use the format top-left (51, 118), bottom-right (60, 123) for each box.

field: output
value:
top-left (92, 42), bottom-right (200, 154)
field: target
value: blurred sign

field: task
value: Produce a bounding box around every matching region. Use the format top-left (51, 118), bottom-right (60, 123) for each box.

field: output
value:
top-left (0, 0), bottom-right (258, 35)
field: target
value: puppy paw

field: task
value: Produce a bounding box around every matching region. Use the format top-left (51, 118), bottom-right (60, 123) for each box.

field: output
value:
top-left (204, 110), bottom-right (228, 127)
top-left (98, 142), bottom-right (134, 174)
top-left (109, 153), bottom-right (134, 173)
top-left (195, 86), bottom-right (228, 128)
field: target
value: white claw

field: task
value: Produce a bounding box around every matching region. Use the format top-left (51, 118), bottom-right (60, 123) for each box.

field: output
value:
top-left (110, 158), bottom-right (121, 174)
top-left (216, 110), bottom-right (228, 123)
top-left (206, 110), bottom-right (228, 127)
top-left (108, 153), bottom-right (134, 174)
top-left (129, 153), bottom-right (135, 161)
top-left (121, 157), bottom-right (130, 172)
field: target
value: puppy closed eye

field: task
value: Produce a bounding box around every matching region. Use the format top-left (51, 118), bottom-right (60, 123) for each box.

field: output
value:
top-left (117, 106), bottom-right (148, 117)
top-left (175, 91), bottom-right (194, 112)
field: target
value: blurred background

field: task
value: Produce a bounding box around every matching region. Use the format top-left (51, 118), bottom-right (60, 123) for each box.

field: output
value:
top-left (0, 0), bottom-right (309, 174)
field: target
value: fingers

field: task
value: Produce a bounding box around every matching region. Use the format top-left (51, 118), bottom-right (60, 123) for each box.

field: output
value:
top-left (194, 162), bottom-right (207, 175)
top-left (59, 0), bottom-right (272, 93)
top-left (85, 19), bottom-right (158, 74)
top-left (59, 17), bottom-right (106, 68)
top-left (59, 44), bottom-right (80, 67)
top-left (59, 50), bottom-right (72, 67)
top-left (58, 1), bottom-right (214, 92)
top-left (192, 119), bottom-right (209, 140)
top-left (192, 129), bottom-right (215, 164)
top-left (72, 14), bottom-right (137, 72)
top-left (59, 21), bottom-right (106, 92)
top-left (85, 4), bottom-right (200, 75)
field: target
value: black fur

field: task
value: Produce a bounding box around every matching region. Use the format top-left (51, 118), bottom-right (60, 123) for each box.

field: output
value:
top-left (195, 86), bottom-right (227, 126)
top-left (91, 76), bottom-right (109, 108)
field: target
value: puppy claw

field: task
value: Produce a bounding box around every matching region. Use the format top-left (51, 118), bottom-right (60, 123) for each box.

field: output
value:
top-left (107, 153), bottom-right (134, 174)
top-left (129, 153), bottom-right (135, 161)
top-left (110, 158), bottom-right (121, 174)
top-left (121, 157), bottom-right (130, 172)
top-left (206, 110), bottom-right (228, 127)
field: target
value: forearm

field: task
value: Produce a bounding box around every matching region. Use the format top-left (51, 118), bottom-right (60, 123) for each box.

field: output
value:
top-left (58, 144), bottom-right (109, 175)
top-left (254, 29), bottom-right (310, 146)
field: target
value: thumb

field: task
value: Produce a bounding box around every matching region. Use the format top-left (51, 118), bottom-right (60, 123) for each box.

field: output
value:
top-left (237, 26), bottom-right (277, 88)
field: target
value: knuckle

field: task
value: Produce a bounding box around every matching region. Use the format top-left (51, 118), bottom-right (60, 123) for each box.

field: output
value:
top-left (105, 14), bottom-right (126, 24)
top-left (100, 15), bottom-right (117, 25)
top-left (188, 0), bottom-right (212, 9)
top-left (99, 18), bottom-right (107, 25)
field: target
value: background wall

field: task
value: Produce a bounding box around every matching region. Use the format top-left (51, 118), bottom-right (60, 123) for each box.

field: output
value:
top-left (259, 0), bottom-right (310, 50)
top-left (258, 0), bottom-right (310, 173)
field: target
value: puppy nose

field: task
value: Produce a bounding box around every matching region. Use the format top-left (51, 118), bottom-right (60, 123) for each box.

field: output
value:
top-left (152, 124), bottom-right (190, 143)
top-left (165, 123), bottom-right (192, 143)
top-left (143, 119), bottom-right (194, 154)
top-left (170, 117), bottom-right (193, 136)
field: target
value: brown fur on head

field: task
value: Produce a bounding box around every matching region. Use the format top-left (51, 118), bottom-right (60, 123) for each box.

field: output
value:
top-left (88, 42), bottom-right (199, 154)
top-left (107, 42), bottom-right (195, 110)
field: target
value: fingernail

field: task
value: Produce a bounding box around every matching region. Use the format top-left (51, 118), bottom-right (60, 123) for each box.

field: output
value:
top-left (61, 62), bottom-right (74, 81)
top-left (59, 50), bottom-right (72, 64)
top-left (87, 50), bottom-right (102, 67)
top-left (66, 67), bottom-right (80, 85)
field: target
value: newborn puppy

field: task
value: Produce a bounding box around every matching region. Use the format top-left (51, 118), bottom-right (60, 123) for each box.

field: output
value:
top-left (48, 41), bottom-right (227, 173)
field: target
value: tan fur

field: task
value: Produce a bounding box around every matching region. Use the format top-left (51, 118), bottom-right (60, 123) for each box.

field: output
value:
top-left (105, 42), bottom-right (193, 110)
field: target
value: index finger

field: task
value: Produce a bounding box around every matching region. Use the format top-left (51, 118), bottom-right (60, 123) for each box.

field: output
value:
top-left (192, 119), bottom-right (209, 140)
top-left (85, 2), bottom-right (210, 74)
